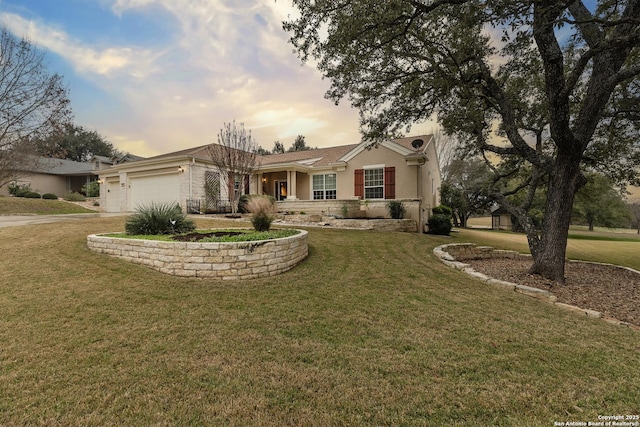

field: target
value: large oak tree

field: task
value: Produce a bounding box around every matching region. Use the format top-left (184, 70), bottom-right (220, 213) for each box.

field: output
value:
top-left (284, 0), bottom-right (640, 282)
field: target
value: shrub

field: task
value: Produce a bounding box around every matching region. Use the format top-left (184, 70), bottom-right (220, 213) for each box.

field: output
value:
top-left (42, 193), bottom-right (58, 200)
top-left (8, 182), bottom-right (30, 196)
top-left (340, 204), bottom-right (349, 218)
top-left (238, 194), bottom-right (254, 214)
top-left (246, 196), bottom-right (276, 232)
top-left (125, 203), bottom-right (195, 235)
top-left (82, 181), bottom-right (100, 197)
top-left (386, 200), bottom-right (406, 219)
top-left (24, 191), bottom-right (41, 199)
top-left (64, 192), bottom-right (86, 202)
top-left (432, 204), bottom-right (453, 216)
top-left (427, 214), bottom-right (453, 236)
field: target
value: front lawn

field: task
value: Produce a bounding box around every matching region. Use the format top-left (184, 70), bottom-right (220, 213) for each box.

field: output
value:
top-left (0, 195), bottom-right (96, 215)
top-left (1, 216), bottom-right (639, 425)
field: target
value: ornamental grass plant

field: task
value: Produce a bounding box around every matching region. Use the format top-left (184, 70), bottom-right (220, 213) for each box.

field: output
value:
top-left (124, 202), bottom-right (195, 235)
top-left (246, 195), bottom-right (276, 232)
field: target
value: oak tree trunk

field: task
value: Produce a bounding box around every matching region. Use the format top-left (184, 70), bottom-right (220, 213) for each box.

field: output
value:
top-left (528, 152), bottom-right (582, 283)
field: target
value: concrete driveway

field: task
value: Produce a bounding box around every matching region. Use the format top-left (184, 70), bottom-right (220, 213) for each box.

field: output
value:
top-left (0, 213), bottom-right (125, 228)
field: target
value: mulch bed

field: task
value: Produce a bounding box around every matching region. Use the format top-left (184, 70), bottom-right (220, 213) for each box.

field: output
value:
top-left (461, 257), bottom-right (640, 327)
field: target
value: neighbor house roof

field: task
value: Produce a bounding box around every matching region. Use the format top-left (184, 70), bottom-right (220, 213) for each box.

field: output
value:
top-left (32, 157), bottom-right (96, 176)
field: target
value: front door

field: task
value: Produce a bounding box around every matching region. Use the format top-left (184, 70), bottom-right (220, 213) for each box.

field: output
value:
top-left (275, 181), bottom-right (288, 201)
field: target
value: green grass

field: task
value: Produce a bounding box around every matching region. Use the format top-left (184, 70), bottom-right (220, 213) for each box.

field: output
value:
top-left (456, 228), bottom-right (640, 271)
top-left (1, 216), bottom-right (639, 425)
top-left (0, 195), bottom-right (96, 215)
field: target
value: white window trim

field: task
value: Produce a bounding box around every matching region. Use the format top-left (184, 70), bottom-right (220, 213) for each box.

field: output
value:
top-left (311, 173), bottom-right (337, 200)
top-left (363, 166), bottom-right (385, 200)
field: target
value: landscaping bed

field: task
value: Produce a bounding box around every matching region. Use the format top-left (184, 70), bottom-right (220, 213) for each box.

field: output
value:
top-left (87, 228), bottom-right (308, 280)
top-left (442, 243), bottom-right (640, 327)
top-left (463, 257), bottom-right (640, 327)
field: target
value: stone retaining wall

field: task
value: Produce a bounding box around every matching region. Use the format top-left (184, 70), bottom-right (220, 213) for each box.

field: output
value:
top-left (87, 229), bottom-right (308, 280)
top-left (441, 243), bottom-right (524, 261)
top-left (275, 215), bottom-right (418, 232)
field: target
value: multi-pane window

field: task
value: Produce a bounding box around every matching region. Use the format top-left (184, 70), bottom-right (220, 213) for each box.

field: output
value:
top-left (313, 173), bottom-right (337, 200)
top-left (364, 168), bottom-right (384, 199)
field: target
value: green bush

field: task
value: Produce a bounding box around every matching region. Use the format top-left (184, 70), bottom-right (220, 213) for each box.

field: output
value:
top-left (24, 191), bottom-right (41, 199)
top-left (125, 203), bottom-right (195, 235)
top-left (386, 200), bottom-right (406, 219)
top-left (8, 182), bottom-right (30, 196)
top-left (238, 194), bottom-right (253, 214)
top-left (42, 193), bottom-right (58, 200)
top-left (427, 214), bottom-right (453, 235)
top-left (82, 181), bottom-right (100, 197)
top-left (64, 192), bottom-right (86, 202)
top-left (432, 204), bottom-right (453, 216)
top-left (246, 196), bottom-right (276, 232)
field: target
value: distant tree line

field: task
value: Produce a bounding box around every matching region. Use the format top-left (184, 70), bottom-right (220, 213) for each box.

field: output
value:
top-left (255, 135), bottom-right (316, 155)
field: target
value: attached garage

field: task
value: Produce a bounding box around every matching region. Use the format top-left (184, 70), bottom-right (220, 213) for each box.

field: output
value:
top-left (127, 172), bottom-right (181, 211)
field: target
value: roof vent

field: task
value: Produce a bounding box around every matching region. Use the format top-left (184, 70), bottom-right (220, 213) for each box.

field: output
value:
top-left (411, 138), bottom-right (424, 149)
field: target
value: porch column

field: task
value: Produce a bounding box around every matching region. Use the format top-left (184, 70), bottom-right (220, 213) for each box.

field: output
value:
top-left (257, 173), bottom-right (263, 195)
top-left (287, 170), bottom-right (298, 200)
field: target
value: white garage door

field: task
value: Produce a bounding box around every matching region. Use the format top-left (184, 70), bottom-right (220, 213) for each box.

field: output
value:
top-left (105, 179), bottom-right (121, 213)
top-left (128, 173), bottom-right (181, 211)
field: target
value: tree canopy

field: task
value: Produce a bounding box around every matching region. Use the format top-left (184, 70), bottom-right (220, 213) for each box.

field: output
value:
top-left (287, 135), bottom-right (316, 152)
top-left (0, 26), bottom-right (72, 188)
top-left (36, 124), bottom-right (119, 162)
top-left (285, 0), bottom-right (640, 282)
top-left (572, 173), bottom-right (630, 231)
top-left (440, 156), bottom-right (493, 228)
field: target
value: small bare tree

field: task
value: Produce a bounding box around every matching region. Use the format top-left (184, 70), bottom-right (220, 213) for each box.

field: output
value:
top-left (207, 121), bottom-right (259, 213)
top-left (431, 127), bottom-right (460, 182)
top-left (0, 26), bottom-right (72, 189)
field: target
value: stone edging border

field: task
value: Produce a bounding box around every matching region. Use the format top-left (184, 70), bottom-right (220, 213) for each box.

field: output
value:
top-left (433, 243), bottom-right (640, 331)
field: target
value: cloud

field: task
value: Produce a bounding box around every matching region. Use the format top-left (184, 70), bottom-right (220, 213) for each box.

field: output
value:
top-left (1, 1), bottom-right (363, 156)
top-left (0, 12), bottom-right (159, 78)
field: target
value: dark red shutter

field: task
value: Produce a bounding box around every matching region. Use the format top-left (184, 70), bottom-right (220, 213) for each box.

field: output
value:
top-left (384, 166), bottom-right (395, 199)
top-left (354, 169), bottom-right (364, 198)
top-left (244, 174), bottom-right (250, 194)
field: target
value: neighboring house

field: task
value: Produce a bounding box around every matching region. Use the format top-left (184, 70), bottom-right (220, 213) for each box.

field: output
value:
top-left (491, 206), bottom-right (513, 230)
top-left (0, 153), bottom-right (144, 198)
top-left (98, 135), bottom-right (441, 228)
top-left (0, 157), bottom-right (97, 197)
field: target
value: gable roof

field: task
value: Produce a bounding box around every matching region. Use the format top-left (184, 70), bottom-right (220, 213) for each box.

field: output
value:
top-left (31, 157), bottom-right (95, 176)
top-left (100, 134), bottom-right (435, 173)
top-left (258, 144), bottom-right (358, 168)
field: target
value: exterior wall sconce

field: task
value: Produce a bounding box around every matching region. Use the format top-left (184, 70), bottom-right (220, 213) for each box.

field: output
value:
top-left (97, 179), bottom-right (104, 184)
top-left (177, 166), bottom-right (185, 173)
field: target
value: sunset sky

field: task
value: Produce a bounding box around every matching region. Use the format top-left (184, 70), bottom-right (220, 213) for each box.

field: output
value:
top-left (0, 0), bottom-right (439, 157)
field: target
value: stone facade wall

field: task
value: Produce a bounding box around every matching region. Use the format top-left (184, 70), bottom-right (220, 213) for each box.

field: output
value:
top-left (87, 230), bottom-right (308, 280)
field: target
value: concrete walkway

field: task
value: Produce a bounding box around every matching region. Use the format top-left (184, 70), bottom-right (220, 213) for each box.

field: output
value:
top-left (0, 213), bottom-right (125, 228)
